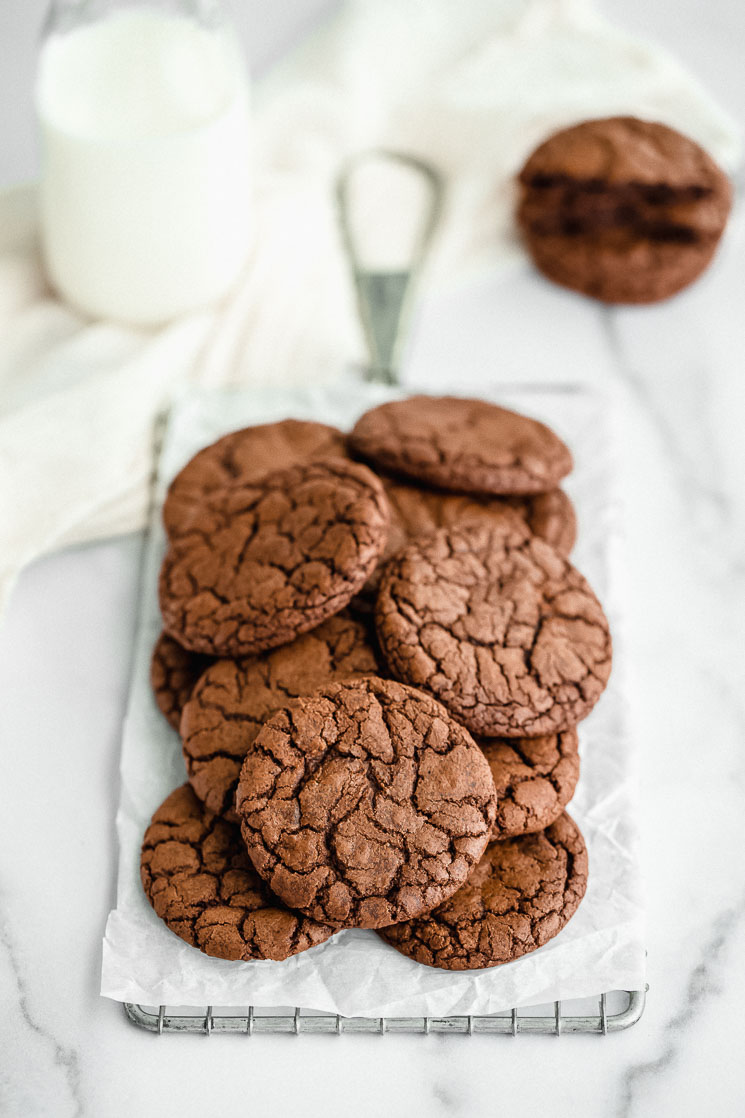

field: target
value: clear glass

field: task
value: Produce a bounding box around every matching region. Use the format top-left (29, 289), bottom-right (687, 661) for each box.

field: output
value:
top-left (44, 0), bottom-right (228, 36)
top-left (37, 0), bottom-right (253, 325)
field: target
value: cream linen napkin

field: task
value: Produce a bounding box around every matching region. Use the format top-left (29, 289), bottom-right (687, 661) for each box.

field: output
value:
top-left (0, 0), bottom-right (740, 615)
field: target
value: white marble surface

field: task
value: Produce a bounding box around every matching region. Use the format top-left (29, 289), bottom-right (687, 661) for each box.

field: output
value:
top-left (2, 2), bottom-right (745, 1117)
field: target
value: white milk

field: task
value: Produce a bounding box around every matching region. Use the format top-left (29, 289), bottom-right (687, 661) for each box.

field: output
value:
top-left (36, 9), bottom-right (252, 325)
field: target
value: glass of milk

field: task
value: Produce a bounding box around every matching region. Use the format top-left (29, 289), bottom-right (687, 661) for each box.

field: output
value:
top-left (36, 0), bottom-right (252, 326)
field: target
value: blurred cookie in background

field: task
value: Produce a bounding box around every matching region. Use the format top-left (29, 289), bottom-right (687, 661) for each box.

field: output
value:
top-left (517, 116), bottom-right (732, 303)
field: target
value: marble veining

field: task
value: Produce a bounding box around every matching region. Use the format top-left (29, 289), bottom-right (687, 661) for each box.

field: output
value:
top-left (602, 308), bottom-right (736, 527)
top-left (617, 893), bottom-right (745, 1118)
top-left (0, 905), bottom-right (82, 1118)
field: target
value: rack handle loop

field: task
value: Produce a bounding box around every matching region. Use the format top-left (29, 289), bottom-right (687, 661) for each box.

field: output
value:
top-left (336, 149), bottom-right (444, 386)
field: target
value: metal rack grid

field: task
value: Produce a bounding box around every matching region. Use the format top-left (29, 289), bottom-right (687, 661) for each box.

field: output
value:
top-left (124, 987), bottom-right (646, 1036)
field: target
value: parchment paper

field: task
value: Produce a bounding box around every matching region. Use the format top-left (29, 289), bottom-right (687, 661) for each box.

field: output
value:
top-left (101, 380), bottom-right (645, 1014)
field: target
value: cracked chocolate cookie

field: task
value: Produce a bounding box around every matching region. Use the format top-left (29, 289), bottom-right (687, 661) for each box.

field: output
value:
top-left (141, 784), bottom-right (335, 961)
top-left (159, 458), bottom-right (390, 657)
top-left (350, 483), bottom-right (576, 615)
top-left (516, 488), bottom-right (577, 558)
top-left (479, 729), bottom-right (580, 840)
top-left (379, 812), bottom-right (588, 969)
top-left (376, 522), bottom-right (612, 737)
top-left (383, 478), bottom-right (577, 559)
top-left (150, 631), bottom-right (214, 731)
top-left (181, 612), bottom-right (383, 819)
top-left (235, 677), bottom-right (497, 929)
top-left (163, 419), bottom-right (348, 538)
top-left (349, 396), bottom-right (572, 496)
top-left (517, 116), bottom-right (732, 304)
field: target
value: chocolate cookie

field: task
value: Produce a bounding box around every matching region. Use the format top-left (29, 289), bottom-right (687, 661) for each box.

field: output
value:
top-left (383, 478), bottom-right (577, 559)
top-left (235, 677), bottom-right (497, 929)
top-left (350, 487), bottom-right (528, 612)
top-left (350, 483), bottom-right (576, 616)
top-left (163, 419), bottom-right (347, 538)
top-left (517, 116), bottom-right (732, 304)
top-left (517, 489), bottom-right (577, 558)
top-left (140, 784), bottom-right (334, 961)
top-left (181, 612), bottom-right (382, 819)
top-left (376, 522), bottom-right (612, 737)
top-left (150, 631), bottom-right (213, 731)
top-left (379, 812), bottom-right (588, 970)
top-left (480, 730), bottom-right (580, 840)
top-left (159, 458), bottom-right (390, 657)
top-left (349, 396), bottom-right (572, 496)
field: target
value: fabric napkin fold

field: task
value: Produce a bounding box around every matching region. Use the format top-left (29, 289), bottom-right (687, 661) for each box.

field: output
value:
top-left (0, 0), bottom-right (740, 618)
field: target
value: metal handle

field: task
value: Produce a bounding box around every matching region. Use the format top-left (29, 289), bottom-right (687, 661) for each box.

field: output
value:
top-left (336, 149), bottom-right (444, 385)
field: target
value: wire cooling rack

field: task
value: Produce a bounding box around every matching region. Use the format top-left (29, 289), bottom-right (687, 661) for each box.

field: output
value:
top-left (124, 988), bottom-right (646, 1036)
top-left (114, 374), bottom-right (646, 1040)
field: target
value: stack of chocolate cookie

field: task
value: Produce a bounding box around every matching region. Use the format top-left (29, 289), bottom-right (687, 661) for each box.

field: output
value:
top-left (516, 116), bottom-right (732, 304)
top-left (143, 396), bottom-right (611, 972)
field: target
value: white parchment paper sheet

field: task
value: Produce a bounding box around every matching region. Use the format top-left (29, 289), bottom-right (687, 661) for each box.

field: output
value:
top-left (101, 380), bottom-right (645, 1015)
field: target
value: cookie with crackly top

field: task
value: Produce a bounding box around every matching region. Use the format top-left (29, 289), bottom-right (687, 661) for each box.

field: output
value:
top-left (479, 730), bottom-right (580, 841)
top-left (375, 522), bottom-right (612, 737)
top-left (158, 458), bottom-right (390, 658)
top-left (351, 481), bottom-right (577, 614)
top-left (349, 395), bottom-right (572, 496)
top-left (382, 477), bottom-right (577, 559)
top-left (181, 612), bottom-right (383, 820)
top-left (163, 419), bottom-right (348, 539)
top-left (141, 784), bottom-right (335, 961)
top-left (379, 812), bottom-right (587, 969)
top-left (235, 677), bottom-right (497, 929)
top-left (150, 631), bottom-right (214, 731)
top-left (517, 116), bottom-right (732, 304)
